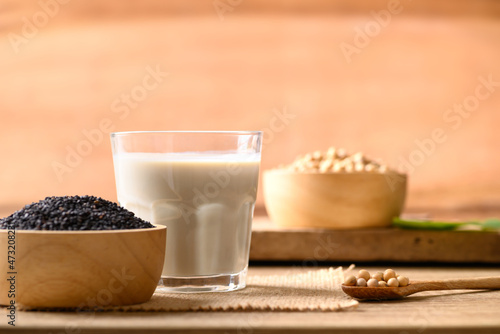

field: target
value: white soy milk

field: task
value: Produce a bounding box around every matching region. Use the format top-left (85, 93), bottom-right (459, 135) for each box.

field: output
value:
top-left (113, 152), bottom-right (260, 277)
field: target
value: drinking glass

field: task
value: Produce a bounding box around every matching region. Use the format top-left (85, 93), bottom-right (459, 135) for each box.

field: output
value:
top-left (111, 131), bottom-right (262, 292)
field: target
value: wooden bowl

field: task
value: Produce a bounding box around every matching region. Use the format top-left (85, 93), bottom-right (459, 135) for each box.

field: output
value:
top-left (0, 225), bottom-right (166, 308)
top-left (263, 170), bottom-right (407, 229)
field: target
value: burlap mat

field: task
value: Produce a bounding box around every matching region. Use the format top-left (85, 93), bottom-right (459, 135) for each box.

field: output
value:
top-left (119, 266), bottom-right (357, 312)
top-left (21, 267), bottom-right (358, 312)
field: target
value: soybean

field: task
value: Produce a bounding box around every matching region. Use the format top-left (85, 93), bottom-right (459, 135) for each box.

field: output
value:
top-left (387, 278), bottom-right (399, 287)
top-left (357, 269), bottom-right (371, 281)
top-left (344, 275), bottom-right (357, 286)
top-left (367, 279), bottom-right (379, 287)
top-left (278, 147), bottom-right (393, 174)
top-left (357, 278), bottom-right (367, 287)
top-left (383, 269), bottom-right (397, 282)
top-left (397, 275), bottom-right (410, 287)
top-left (343, 269), bottom-right (411, 288)
top-left (372, 272), bottom-right (384, 281)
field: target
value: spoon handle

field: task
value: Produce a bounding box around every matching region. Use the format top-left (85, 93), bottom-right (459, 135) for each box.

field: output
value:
top-left (413, 277), bottom-right (500, 292)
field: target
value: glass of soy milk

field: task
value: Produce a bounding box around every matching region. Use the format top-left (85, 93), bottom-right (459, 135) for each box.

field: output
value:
top-left (110, 131), bottom-right (262, 292)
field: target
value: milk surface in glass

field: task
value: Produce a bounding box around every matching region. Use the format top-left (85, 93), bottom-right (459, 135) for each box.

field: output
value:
top-left (113, 152), bottom-right (260, 277)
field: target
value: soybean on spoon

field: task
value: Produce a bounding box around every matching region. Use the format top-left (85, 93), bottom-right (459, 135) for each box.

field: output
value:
top-left (342, 277), bottom-right (500, 300)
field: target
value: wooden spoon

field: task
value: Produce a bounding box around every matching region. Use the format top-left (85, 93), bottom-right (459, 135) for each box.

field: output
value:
top-left (342, 277), bottom-right (500, 300)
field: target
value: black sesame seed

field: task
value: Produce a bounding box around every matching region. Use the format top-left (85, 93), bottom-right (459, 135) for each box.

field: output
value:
top-left (0, 195), bottom-right (154, 231)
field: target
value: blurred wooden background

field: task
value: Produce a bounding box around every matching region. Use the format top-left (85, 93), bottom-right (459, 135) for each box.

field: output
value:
top-left (1, 0), bottom-right (500, 218)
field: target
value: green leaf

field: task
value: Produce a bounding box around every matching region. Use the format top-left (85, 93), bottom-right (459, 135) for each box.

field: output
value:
top-left (481, 218), bottom-right (500, 230)
top-left (392, 217), bottom-right (479, 230)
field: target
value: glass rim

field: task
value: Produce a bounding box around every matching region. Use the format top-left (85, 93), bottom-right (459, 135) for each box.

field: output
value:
top-left (111, 130), bottom-right (262, 137)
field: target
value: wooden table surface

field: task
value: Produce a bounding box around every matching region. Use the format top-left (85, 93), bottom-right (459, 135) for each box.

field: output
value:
top-left (3, 265), bottom-right (500, 334)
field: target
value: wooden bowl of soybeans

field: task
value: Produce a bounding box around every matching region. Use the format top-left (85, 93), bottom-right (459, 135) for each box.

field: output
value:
top-left (263, 148), bottom-right (407, 229)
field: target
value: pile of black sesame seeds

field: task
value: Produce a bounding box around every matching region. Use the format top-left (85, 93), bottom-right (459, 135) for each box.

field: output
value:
top-left (0, 195), bottom-right (154, 231)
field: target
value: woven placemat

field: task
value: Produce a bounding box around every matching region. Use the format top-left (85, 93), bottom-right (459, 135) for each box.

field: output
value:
top-left (119, 266), bottom-right (357, 312)
top-left (21, 266), bottom-right (358, 312)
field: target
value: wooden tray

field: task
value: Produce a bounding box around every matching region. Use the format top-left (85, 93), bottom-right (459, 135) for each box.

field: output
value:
top-left (249, 217), bottom-right (500, 263)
